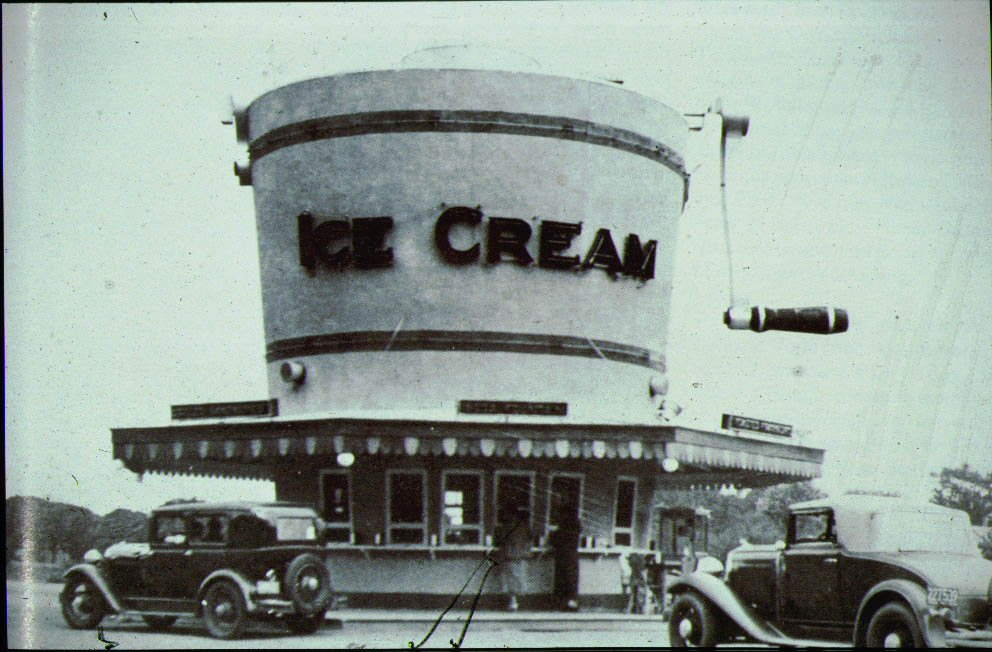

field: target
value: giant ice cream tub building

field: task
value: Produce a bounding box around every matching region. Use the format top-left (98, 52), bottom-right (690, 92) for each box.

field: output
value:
top-left (113, 69), bottom-right (823, 608)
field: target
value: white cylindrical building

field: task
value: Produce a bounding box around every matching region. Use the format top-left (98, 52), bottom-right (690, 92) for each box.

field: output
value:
top-left (113, 69), bottom-right (823, 609)
top-left (247, 69), bottom-right (685, 421)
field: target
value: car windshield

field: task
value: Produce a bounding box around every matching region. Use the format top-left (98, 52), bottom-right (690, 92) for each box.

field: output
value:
top-left (276, 517), bottom-right (317, 541)
top-left (843, 507), bottom-right (979, 554)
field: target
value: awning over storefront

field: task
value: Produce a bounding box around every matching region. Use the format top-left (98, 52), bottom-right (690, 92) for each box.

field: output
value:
top-left (112, 416), bottom-right (824, 486)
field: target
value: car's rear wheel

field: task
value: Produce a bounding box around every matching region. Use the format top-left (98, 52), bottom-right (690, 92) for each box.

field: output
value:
top-left (865, 602), bottom-right (924, 648)
top-left (285, 613), bottom-right (324, 634)
top-left (142, 615), bottom-right (178, 631)
top-left (201, 580), bottom-right (247, 639)
top-left (60, 576), bottom-right (106, 629)
top-left (668, 591), bottom-right (721, 647)
top-left (285, 553), bottom-right (334, 615)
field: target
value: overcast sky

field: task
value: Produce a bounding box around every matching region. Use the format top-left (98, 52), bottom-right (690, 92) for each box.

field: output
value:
top-left (4, 2), bottom-right (990, 515)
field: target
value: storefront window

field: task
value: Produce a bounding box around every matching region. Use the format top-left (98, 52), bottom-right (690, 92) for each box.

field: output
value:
top-left (546, 473), bottom-right (583, 536)
top-left (613, 478), bottom-right (637, 546)
top-left (495, 472), bottom-right (534, 529)
top-left (442, 471), bottom-right (483, 544)
top-left (388, 470), bottom-right (426, 544)
top-left (320, 471), bottom-right (352, 543)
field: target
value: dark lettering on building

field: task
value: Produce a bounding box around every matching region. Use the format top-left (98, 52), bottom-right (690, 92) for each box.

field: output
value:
top-left (434, 206), bottom-right (483, 264)
top-left (539, 221), bottom-right (583, 270)
top-left (298, 212), bottom-right (394, 274)
top-left (299, 206), bottom-right (658, 281)
top-left (721, 413), bottom-right (793, 437)
top-left (459, 400), bottom-right (568, 416)
top-left (486, 217), bottom-right (534, 266)
top-left (171, 399), bottom-right (279, 420)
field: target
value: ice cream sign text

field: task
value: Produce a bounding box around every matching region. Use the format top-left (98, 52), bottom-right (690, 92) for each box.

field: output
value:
top-left (297, 206), bottom-right (657, 281)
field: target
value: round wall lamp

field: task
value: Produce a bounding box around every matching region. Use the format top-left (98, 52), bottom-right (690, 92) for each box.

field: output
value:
top-left (648, 374), bottom-right (669, 399)
top-left (280, 360), bottom-right (306, 385)
top-left (336, 452), bottom-right (355, 467)
top-left (661, 457), bottom-right (680, 473)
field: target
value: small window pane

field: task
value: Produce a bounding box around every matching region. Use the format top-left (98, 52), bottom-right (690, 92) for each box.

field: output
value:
top-left (187, 515), bottom-right (228, 544)
top-left (444, 473), bottom-right (482, 544)
top-left (277, 517), bottom-right (317, 541)
top-left (322, 474), bottom-right (350, 523)
top-left (547, 476), bottom-right (581, 529)
top-left (324, 528), bottom-right (351, 543)
top-left (445, 475), bottom-right (481, 524)
top-left (445, 507), bottom-right (464, 526)
top-left (391, 528), bottom-right (424, 544)
top-left (444, 528), bottom-right (480, 544)
top-left (390, 473), bottom-right (424, 523)
top-left (496, 474), bottom-right (533, 526)
top-left (154, 516), bottom-right (186, 543)
top-left (795, 512), bottom-right (832, 542)
top-left (615, 480), bottom-right (636, 529)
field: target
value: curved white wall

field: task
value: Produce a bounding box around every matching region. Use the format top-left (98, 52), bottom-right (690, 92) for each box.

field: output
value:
top-left (244, 69), bottom-right (687, 421)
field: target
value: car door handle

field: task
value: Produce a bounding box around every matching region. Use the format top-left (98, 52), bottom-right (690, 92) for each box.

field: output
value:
top-left (823, 557), bottom-right (838, 564)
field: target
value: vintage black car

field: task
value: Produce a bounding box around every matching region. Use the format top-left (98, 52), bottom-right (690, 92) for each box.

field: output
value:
top-left (60, 501), bottom-right (335, 639)
top-left (666, 494), bottom-right (992, 648)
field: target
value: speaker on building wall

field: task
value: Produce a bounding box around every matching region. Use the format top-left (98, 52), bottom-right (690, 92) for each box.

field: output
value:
top-left (280, 360), bottom-right (307, 385)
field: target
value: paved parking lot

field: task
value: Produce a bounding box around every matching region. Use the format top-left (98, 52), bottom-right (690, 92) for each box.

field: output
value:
top-left (7, 580), bottom-right (672, 649)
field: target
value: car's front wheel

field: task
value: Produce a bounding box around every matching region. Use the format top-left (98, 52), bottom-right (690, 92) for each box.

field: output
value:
top-left (285, 613), bottom-right (324, 635)
top-left (865, 602), bottom-right (924, 648)
top-left (668, 591), bottom-right (721, 647)
top-left (201, 580), bottom-right (248, 639)
top-left (60, 576), bottom-right (106, 629)
top-left (285, 553), bottom-right (334, 615)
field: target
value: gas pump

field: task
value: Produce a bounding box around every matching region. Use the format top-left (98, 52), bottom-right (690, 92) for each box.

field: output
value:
top-left (656, 506), bottom-right (711, 574)
top-left (648, 506), bottom-right (713, 611)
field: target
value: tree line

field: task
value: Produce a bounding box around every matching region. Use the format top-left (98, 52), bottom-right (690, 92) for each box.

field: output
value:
top-left (6, 496), bottom-right (148, 567)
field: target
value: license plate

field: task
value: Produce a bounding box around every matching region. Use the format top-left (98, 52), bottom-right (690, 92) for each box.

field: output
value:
top-left (927, 587), bottom-right (959, 606)
top-left (256, 580), bottom-right (281, 595)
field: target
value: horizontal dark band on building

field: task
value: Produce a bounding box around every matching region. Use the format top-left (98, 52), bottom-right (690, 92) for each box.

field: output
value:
top-left (266, 330), bottom-right (664, 371)
top-left (249, 110), bottom-right (687, 179)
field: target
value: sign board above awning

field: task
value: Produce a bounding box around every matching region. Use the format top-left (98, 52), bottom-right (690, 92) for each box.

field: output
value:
top-left (172, 400), bottom-right (278, 420)
top-left (722, 413), bottom-right (793, 438)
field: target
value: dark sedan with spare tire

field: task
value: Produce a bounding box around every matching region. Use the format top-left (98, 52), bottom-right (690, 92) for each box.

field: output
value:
top-left (60, 501), bottom-right (335, 639)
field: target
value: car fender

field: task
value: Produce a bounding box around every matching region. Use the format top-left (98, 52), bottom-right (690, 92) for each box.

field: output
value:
top-left (667, 572), bottom-right (832, 647)
top-left (63, 564), bottom-right (124, 613)
top-left (854, 579), bottom-right (947, 648)
top-left (197, 569), bottom-right (259, 614)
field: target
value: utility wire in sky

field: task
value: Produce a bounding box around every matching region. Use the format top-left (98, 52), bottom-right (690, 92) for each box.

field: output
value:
top-left (877, 210), bottom-right (967, 493)
top-left (820, 53), bottom-right (881, 197)
top-left (767, 49), bottom-right (842, 223)
top-left (914, 237), bottom-right (974, 500)
top-left (883, 53), bottom-right (922, 134)
top-left (856, 54), bottom-right (922, 468)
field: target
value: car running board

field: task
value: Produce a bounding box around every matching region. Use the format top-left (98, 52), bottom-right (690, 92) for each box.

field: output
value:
top-left (123, 597), bottom-right (198, 614)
